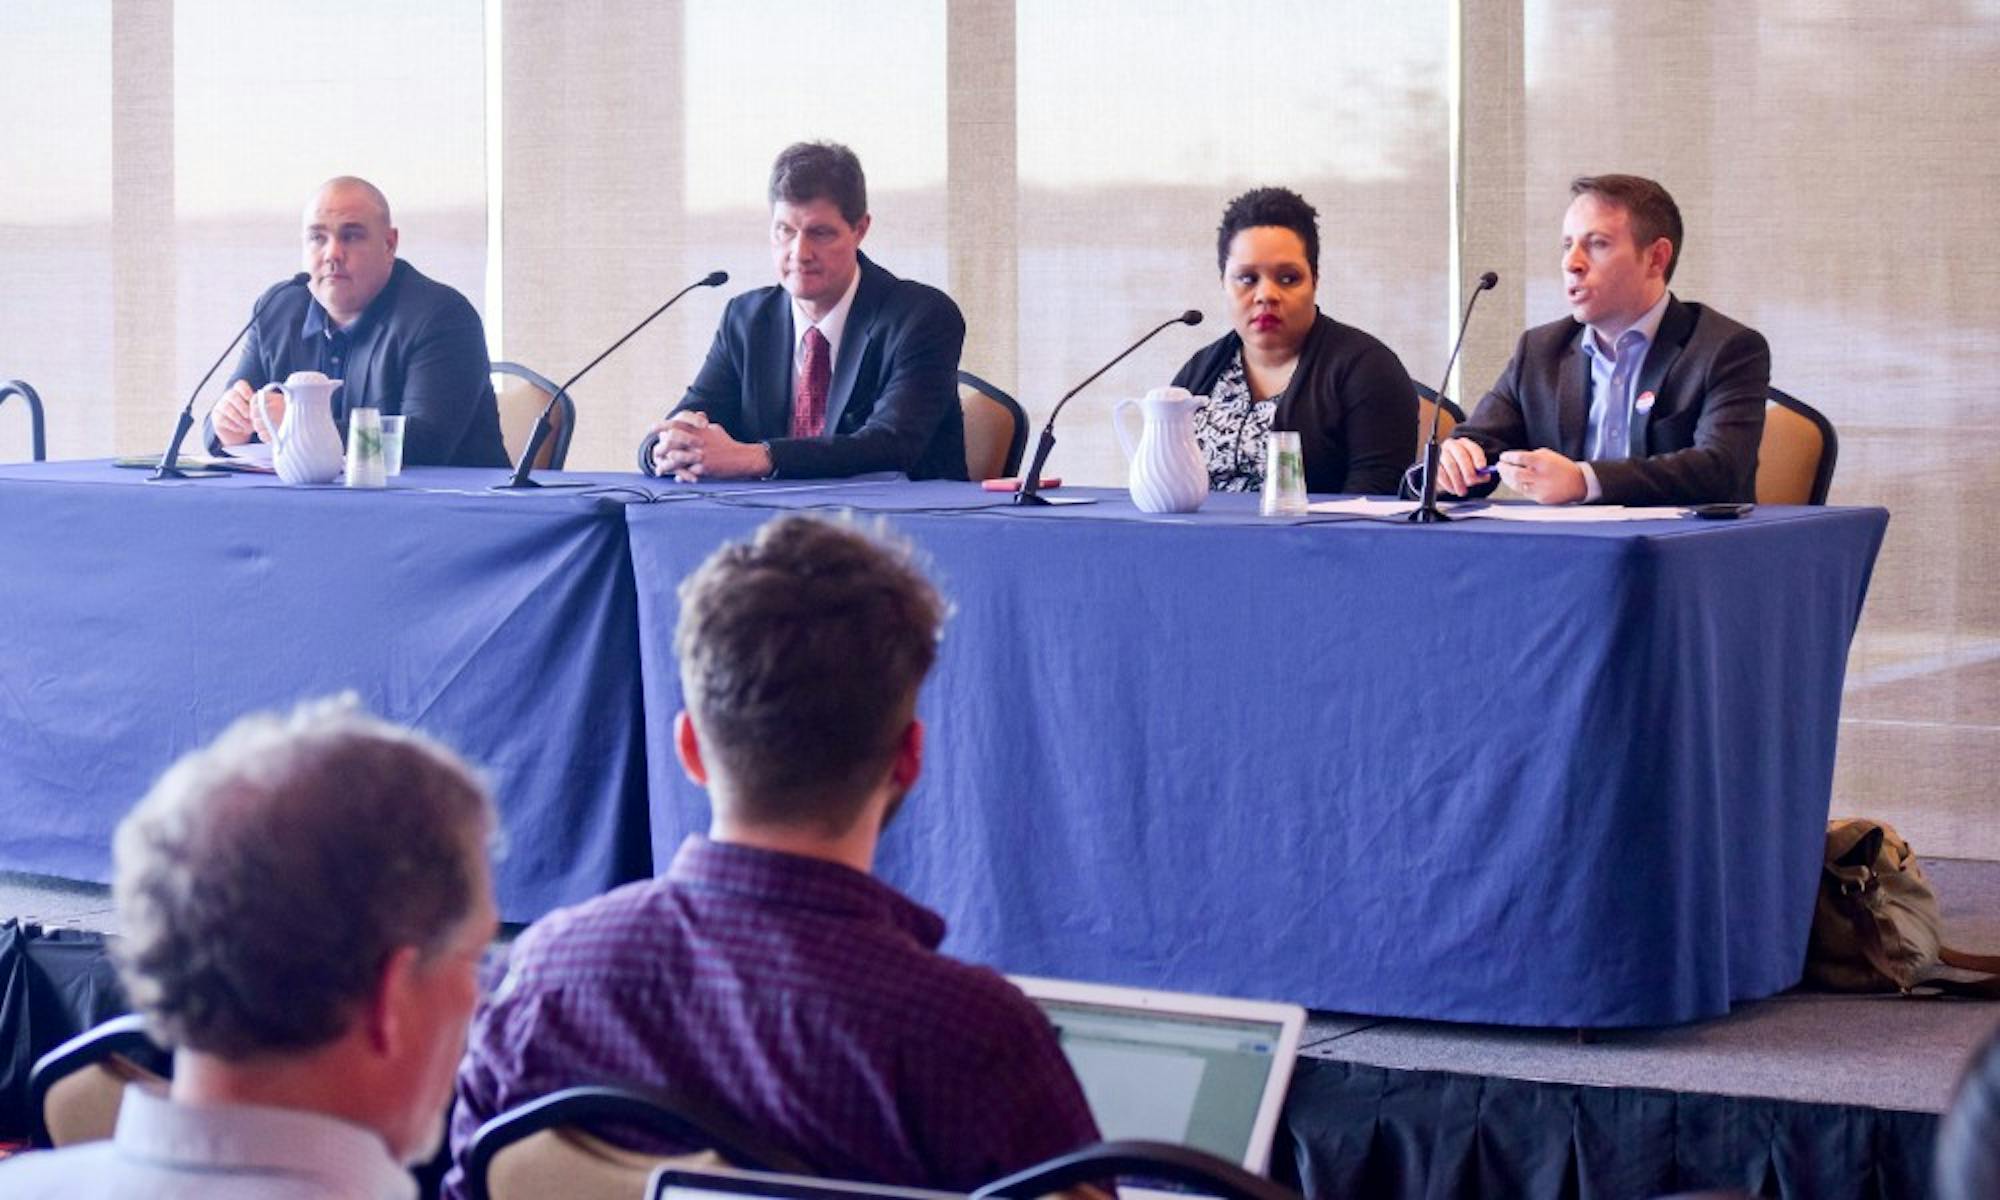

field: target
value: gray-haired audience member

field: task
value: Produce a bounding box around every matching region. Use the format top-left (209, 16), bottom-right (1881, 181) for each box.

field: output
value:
top-left (445, 515), bottom-right (1098, 1195)
top-left (1935, 1022), bottom-right (2000, 1200)
top-left (0, 698), bottom-right (498, 1200)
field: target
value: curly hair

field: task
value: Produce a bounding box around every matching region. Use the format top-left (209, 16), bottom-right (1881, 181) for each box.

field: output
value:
top-left (1215, 186), bottom-right (1320, 278)
top-left (112, 696), bottom-right (492, 1057)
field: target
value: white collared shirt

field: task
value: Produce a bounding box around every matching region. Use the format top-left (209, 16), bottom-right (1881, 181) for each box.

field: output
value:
top-left (0, 1084), bottom-right (417, 1199)
top-left (789, 266), bottom-right (863, 381)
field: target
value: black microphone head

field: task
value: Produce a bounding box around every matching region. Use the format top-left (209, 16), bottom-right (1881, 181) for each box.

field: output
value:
top-left (1181, 309), bottom-right (1204, 326)
top-left (291, 271), bottom-right (311, 286)
top-left (703, 271), bottom-right (729, 288)
top-left (1477, 271), bottom-right (1499, 290)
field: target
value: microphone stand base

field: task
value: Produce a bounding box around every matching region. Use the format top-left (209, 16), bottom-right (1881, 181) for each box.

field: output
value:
top-left (491, 477), bottom-right (590, 491)
top-left (1012, 491), bottom-right (1052, 506)
top-left (1405, 504), bottom-right (1454, 523)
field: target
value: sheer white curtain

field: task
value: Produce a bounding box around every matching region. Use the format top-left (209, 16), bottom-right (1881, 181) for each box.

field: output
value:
top-left (1512, 0), bottom-right (2000, 855)
top-left (6, 0), bottom-right (1992, 857)
top-left (0, 2), bottom-right (114, 461)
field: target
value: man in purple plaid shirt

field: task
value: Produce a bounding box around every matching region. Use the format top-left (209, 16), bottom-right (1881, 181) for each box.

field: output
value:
top-left (442, 515), bottom-right (1100, 1195)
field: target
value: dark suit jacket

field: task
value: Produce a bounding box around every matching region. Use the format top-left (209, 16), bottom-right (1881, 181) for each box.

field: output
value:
top-left (206, 259), bottom-right (509, 468)
top-left (638, 254), bottom-right (967, 480)
top-left (1171, 312), bottom-right (1418, 496)
top-left (1450, 296), bottom-right (1769, 504)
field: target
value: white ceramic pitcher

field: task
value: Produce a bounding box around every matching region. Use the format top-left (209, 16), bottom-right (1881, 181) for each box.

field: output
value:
top-left (1112, 386), bottom-right (1210, 513)
top-left (254, 370), bottom-right (346, 485)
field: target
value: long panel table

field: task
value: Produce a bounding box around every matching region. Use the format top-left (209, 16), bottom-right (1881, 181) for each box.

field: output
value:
top-left (0, 462), bottom-right (1887, 1026)
top-left (627, 484), bottom-right (1888, 1027)
top-left (0, 461), bottom-right (666, 921)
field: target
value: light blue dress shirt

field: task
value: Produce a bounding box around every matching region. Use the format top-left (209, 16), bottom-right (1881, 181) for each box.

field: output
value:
top-left (1576, 290), bottom-right (1671, 501)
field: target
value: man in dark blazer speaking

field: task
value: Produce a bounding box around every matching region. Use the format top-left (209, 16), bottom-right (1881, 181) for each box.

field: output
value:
top-left (1436, 174), bottom-right (1768, 506)
top-left (641, 142), bottom-right (967, 482)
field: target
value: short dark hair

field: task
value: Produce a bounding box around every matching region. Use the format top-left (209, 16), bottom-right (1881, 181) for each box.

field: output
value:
top-left (1215, 187), bottom-right (1320, 278)
top-left (113, 698), bottom-right (492, 1058)
top-left (768, 141), bottom-right (868, 227)
top-left (1571, 174), bottom-right (1684, 282)
top-left (674, 515), bottom-right (944, 832)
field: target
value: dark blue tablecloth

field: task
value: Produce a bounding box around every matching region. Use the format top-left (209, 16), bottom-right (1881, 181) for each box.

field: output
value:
top-left (626, 484), bottom-right (1888, 1027)
top-left (0, 460), bottom-right (657, 921)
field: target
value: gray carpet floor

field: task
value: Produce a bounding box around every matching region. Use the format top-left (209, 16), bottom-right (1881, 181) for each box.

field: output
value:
top-left (9, 858), bottom-right (1996, 1114)
top-left (1301, 857), bottom-right (2000, 1113)
top-left (0, 871), bottom-right (114, 931)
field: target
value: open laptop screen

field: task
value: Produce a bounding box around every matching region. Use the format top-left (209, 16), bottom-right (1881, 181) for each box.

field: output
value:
top-left (1014, 978), bottom-right (1305, 1174)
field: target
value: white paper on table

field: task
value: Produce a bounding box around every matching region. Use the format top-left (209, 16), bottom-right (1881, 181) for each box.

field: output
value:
top-left (222, 441), bottom-right (274, 465)
top-left (1455, 504), bottom-right (1687, 522)
top-left (1306, 497), bottom-right (1422, 517)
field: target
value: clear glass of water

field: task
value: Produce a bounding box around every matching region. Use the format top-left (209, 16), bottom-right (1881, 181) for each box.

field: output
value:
top-left (344, 407), bottom-right (386, 489)
top-left (379, 414), bottom-right (407, 477)
top-left (1261, 430), bottom-right (1308, 516)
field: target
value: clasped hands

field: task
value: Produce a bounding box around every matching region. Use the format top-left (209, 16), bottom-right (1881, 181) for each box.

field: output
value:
top-left (1435, 438), bottom-right (1587, 506)
top-left (211, 380), bottom-right (284, 446)
top-left (649, 412), bottom-right (773, 482)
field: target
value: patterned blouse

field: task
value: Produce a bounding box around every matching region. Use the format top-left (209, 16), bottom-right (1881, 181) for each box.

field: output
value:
top-left (1192, 351), bottom-right (1278, 492)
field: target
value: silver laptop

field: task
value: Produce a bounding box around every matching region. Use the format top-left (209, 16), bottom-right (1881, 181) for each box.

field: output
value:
top-left (1011, 975), bottom-right (1306, 1178)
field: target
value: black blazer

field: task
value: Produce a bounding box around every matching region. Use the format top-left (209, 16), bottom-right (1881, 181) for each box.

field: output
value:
top-left (1450, 296), bottom-right (1770, 505)
top-left (639, 254), bottom-right (967, 480)
top-left (1171, 312), bottom-right (1418, 496)
top-left (206, 259), bottom-right (508, 468)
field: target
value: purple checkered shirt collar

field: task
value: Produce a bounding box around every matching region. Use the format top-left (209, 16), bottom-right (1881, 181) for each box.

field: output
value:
top-left (666, 835), bottom-right (947, 950)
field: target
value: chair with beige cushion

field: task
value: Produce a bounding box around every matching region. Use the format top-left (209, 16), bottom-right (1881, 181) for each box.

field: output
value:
top-left (1756, 387), bottom-right (1838, 505)
top-left (466, 1084), bottom-right (812, 1200)
top-left (494, 361), bottom-right (576, 471)
top-left (958, 370), bottom-right (1028, 482)
top-left (28, 1014), bottom-right (171, 1148)
top-left (1413, 381), bottom-right (1465, 455)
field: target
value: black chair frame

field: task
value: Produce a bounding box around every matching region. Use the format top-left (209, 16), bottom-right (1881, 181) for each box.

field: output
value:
top-left (972, 1139), bottom-right (1299, 1200)
top-left (27, 1013), bottom-right (170, 1148)
top-left (957, 369), bottom-right (1029, 477)
top-left (1413, 380), bottom-right (1467, 424)
top-left (1768, 386), bottom-right (1838, 506)
top-left (464, 1083), bottom-right (812, 1200)
top-left (494, 360), bottom-right (575, 471)
top-left (2, 378), bottom-right (47, 462)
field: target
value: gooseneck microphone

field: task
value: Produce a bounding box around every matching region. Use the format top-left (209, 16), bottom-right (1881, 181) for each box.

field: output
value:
top-left (1407, 271), bottom-right (1498, 524)
top-left (151, 272), bottom-right (310, 481)
top-left (498, 270), bottom-right (729, 490)
top-left (1014, 309), bottom-right (1204, 506)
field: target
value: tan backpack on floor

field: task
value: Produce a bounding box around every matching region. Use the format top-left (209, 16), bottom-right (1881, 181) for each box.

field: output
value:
top-left (1805, 818), bottom-right (2000, 996)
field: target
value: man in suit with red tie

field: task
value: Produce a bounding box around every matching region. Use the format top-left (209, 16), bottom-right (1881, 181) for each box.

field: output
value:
top-left (641, 142), bottom-right (967, 481)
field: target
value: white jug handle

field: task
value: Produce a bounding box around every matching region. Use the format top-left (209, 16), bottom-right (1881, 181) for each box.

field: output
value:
top-left (253, 384), bottom-right (289, 456)
top-left (1111, 397), bottom-right (1139, 463)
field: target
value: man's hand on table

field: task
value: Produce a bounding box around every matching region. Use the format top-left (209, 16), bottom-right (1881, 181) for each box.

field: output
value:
top-left (650, 412), bottom-right (773, 482)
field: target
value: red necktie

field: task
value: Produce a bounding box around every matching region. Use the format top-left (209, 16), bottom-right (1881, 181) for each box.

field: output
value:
top-left (792, 326), bottom-right (830, 438)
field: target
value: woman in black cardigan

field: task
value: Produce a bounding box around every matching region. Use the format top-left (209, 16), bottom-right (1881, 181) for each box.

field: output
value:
top-left (1171, 187), bottom-right (1418, 496)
